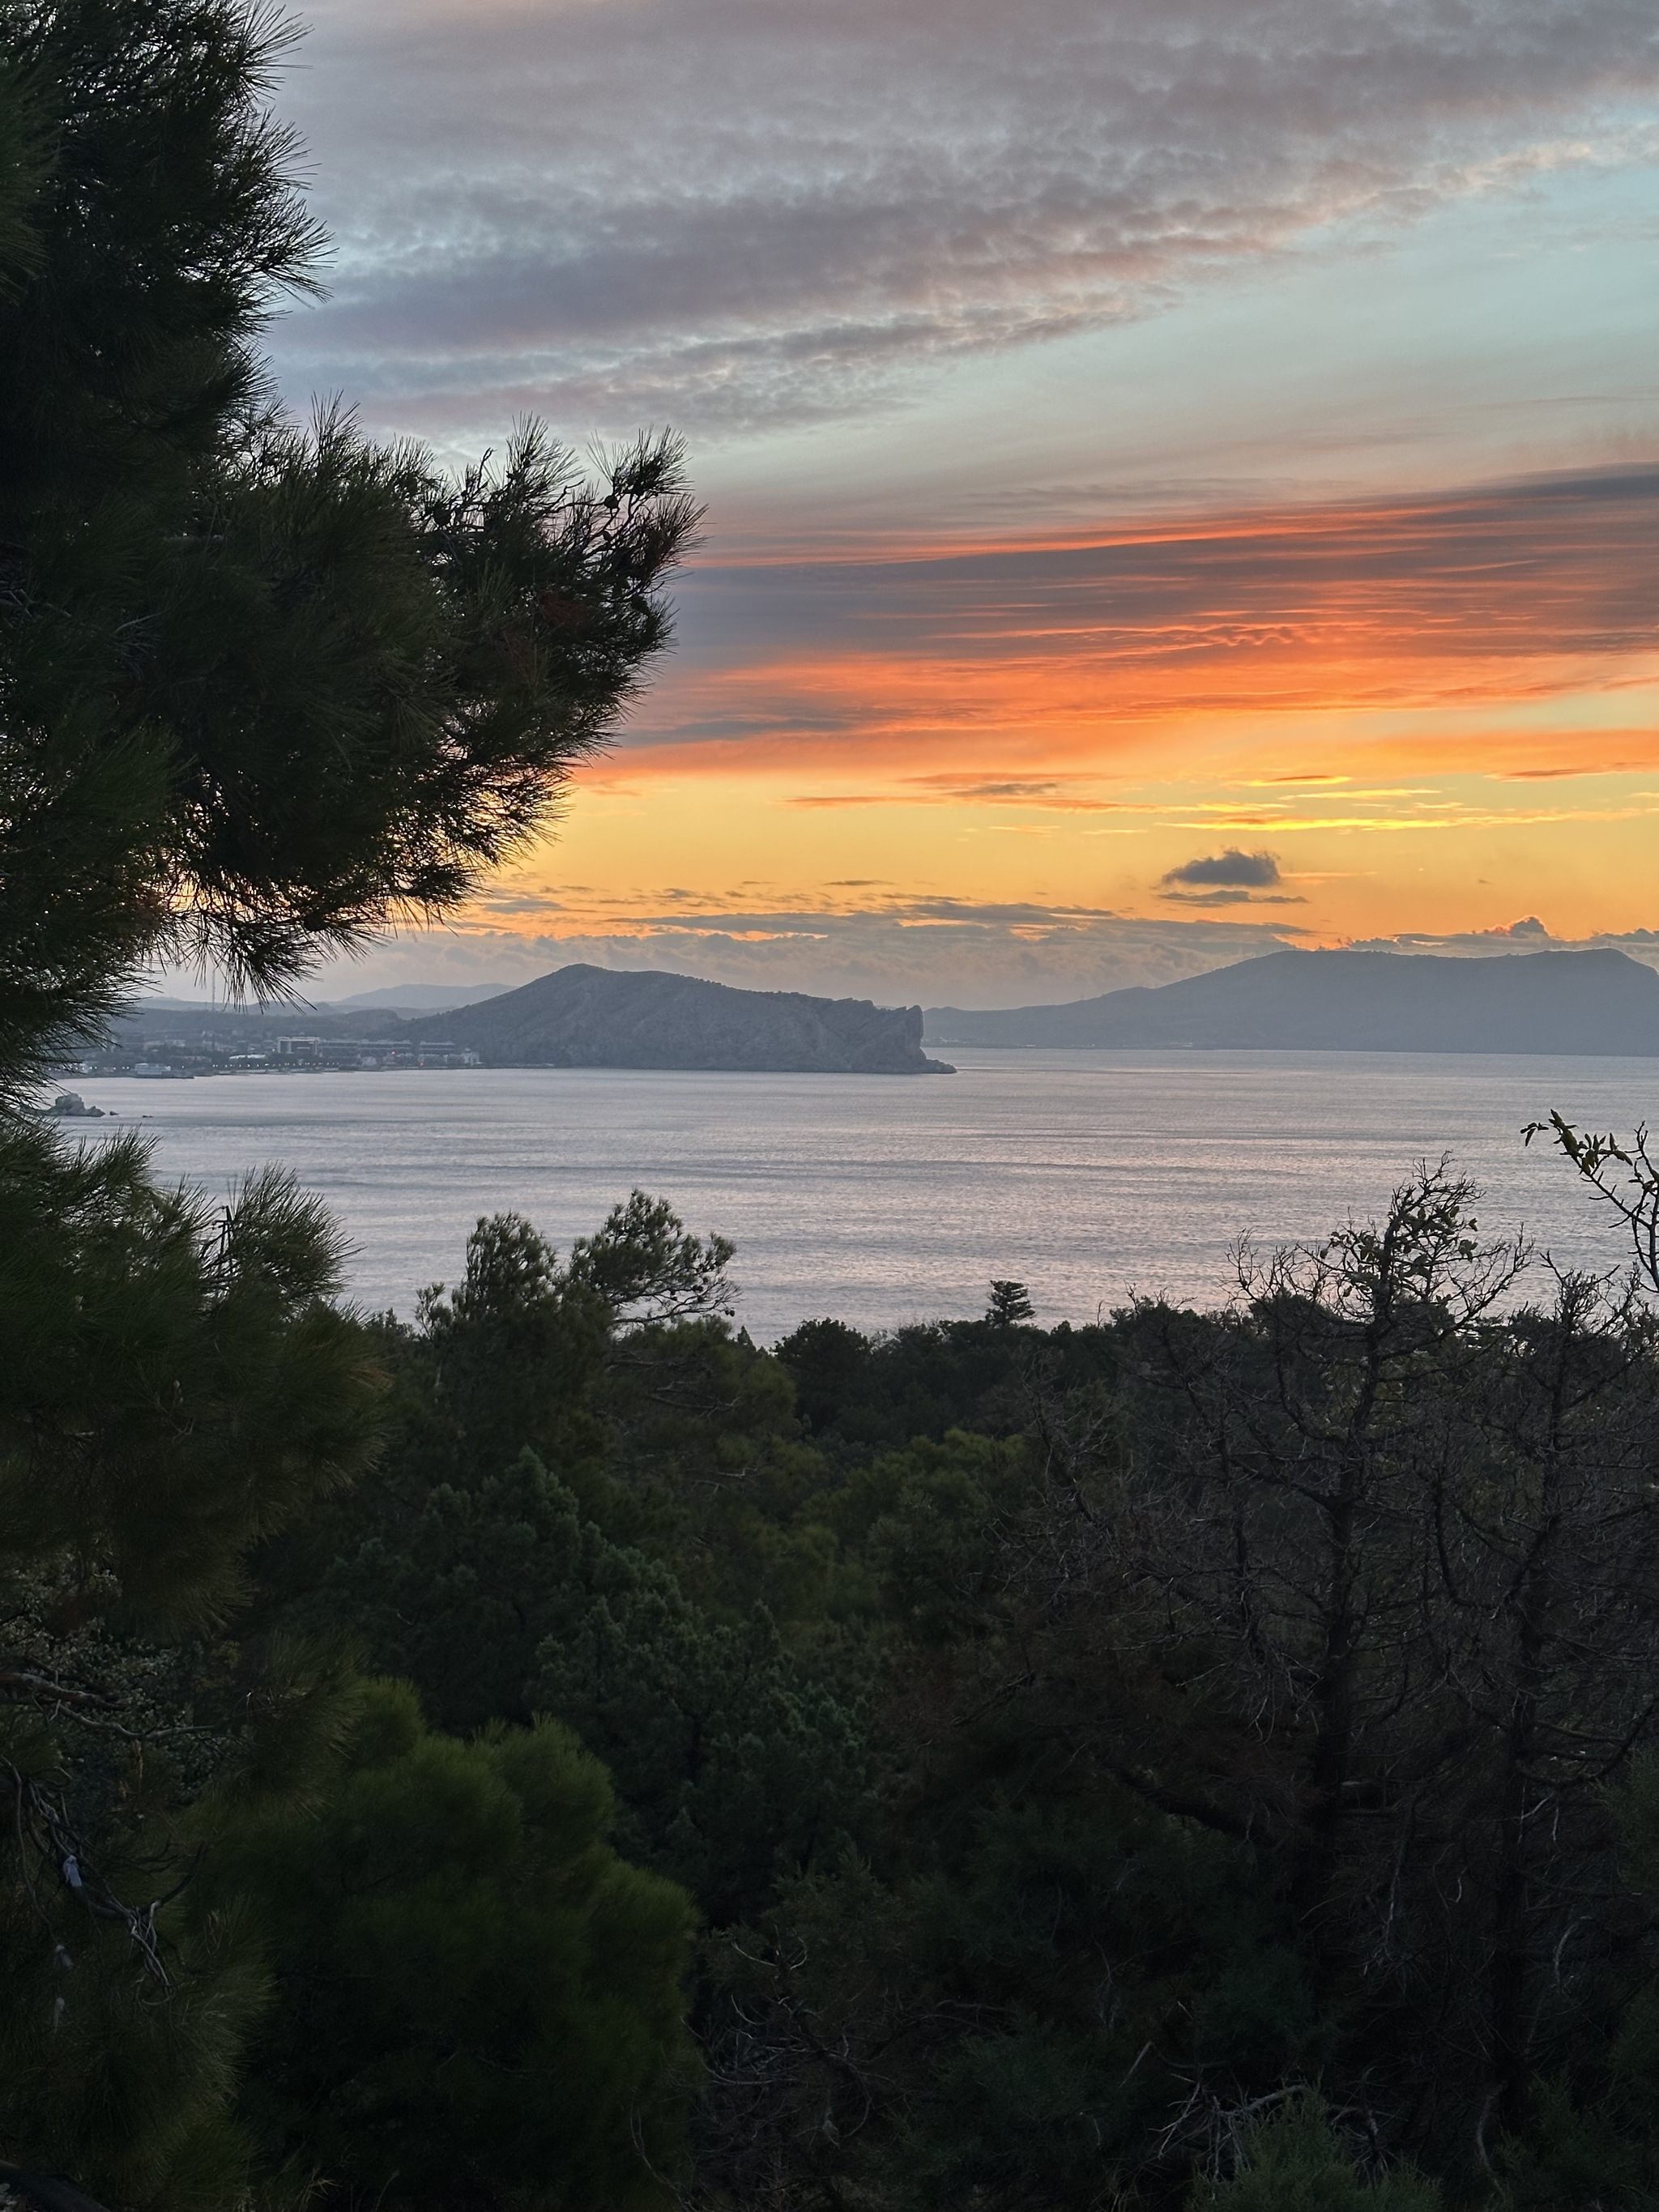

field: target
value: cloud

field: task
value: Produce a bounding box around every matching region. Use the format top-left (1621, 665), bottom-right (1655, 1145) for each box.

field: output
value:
top-left (270, 0), bottom-right (1659, 435)
top-left (611, 464), bottom-right (1659, 777)
top-left (1156, 846), bottom-right (1307, 906)
top-left (294, 895), bottom-right (1306, 1008)
top-left (173, 897), bottom-right (1659, 1011)
top-left (784, 777), bottom-right (1120, 808)
top-left (1159, 889), bottom-right (1307, 907)
top-left (1349, 918), bottom-right (1659, 969)
top-left (919, 779), bottom-right (1063, 802)
top-left (1161, 848), bottom-right (1282, 889)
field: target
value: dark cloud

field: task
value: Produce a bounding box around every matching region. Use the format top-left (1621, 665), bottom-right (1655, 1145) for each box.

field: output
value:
top-left (1161, 848), bottom-right (1283, 889)
top-left (270, 0), bottom-right (1659, 435)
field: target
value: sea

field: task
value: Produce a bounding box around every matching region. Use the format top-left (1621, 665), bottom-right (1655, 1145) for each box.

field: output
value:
top-left (56, 1050), bottom-right (1659, 1339)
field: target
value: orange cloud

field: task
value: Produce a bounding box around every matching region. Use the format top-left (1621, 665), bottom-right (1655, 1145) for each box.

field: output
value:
top-left (615, 462), bottom-right (1659, 793)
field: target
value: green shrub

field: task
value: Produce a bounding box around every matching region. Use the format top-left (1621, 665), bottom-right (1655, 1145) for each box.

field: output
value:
top-left (196, 1680), bottom-right (697, 2211)
top-left (1192, 2097), bottom-right (1441, 2212)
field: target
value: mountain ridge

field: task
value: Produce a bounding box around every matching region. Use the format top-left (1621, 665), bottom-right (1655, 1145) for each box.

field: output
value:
top-left (923, 947), bottom-right (1659, 1055)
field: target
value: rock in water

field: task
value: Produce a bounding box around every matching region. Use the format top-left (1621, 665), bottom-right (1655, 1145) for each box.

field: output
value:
top-left (45, 1091), bottom-right (104, 1118)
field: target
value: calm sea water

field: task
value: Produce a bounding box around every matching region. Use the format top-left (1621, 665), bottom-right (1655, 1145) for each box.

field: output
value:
top-left (61, 1051), bottom-right (1659, 1338)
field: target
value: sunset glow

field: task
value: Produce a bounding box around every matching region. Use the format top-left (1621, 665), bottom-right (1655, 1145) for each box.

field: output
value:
top-left (271, 0), bottom-right (1659, 1004)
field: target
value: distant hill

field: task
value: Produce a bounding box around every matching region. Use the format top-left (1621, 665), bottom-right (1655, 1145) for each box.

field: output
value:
top-left (104, 1000), bottom-right (405, 1046)
top-left (924, 948), bottom-right (1659, 1055)
top-left (409, 965), bottom-right (954, 1073)
top-left (332, 982), bottom-right (517, 1012)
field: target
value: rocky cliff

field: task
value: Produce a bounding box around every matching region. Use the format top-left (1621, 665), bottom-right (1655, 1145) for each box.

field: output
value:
top-left (410, 965), bottom-right (954, 1073)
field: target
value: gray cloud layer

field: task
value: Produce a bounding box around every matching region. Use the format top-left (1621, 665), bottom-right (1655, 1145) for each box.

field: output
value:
top-left (274, 0), bottom-right (1659, 435)
top-left (293, 906), bottom-right (1659, 1011)
top-left (302, 901), bottom-right (1303, 1008)
top-left (1353, 917), bottom-right (1659, 970)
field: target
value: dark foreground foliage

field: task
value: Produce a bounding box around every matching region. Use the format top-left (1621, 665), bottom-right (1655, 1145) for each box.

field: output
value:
top-left (228, 1157), bottom-right (1659, 2211)
top-left (13, 896), bottom-right (1659, 2211)
top-left (15, 1106), bottom-right (1659, 2210)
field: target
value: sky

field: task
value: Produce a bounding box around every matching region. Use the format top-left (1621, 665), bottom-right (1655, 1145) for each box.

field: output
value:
top-left (259, 0), bottom-right (1659, 1008)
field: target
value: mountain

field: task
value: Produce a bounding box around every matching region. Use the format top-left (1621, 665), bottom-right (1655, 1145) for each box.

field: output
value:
top-left (923, 948), bottom-right (1659, 1055)
top-left (409, 964), bottom-right (954, 1072)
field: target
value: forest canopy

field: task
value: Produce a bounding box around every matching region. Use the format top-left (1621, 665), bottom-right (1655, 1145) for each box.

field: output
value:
top-left (239, 1161), bottom-right (1659, 2210)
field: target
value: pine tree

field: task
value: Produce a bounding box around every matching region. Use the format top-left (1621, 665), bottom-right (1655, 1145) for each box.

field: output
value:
top-left (0, 3), bottom-right (702, 2198)
top-left (1191, 2098), bottom-right (1441, 2211)
top-left (0, 1127), bottom-right (381, 2205)
top-left (257, 1204), bottom-right (878, 1929)
top-left (0, 0), bottom-right (697, 1089)
top-left (189, 1681), bottom-right (697, 2212)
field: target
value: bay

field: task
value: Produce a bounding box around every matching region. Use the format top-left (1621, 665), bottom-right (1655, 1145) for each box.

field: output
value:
top-left (62, 1049), bottom-right (1659, 1337)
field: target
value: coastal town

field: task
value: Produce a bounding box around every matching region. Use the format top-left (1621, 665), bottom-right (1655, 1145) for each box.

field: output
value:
top-left (60, 1004), bottom-right (482, 1080)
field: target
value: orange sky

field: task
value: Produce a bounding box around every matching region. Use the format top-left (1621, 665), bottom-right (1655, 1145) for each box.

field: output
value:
top-left (476, 465), bottom-right (1659, 962)
top-left (270, 2), bottom-right (1659, 1006)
